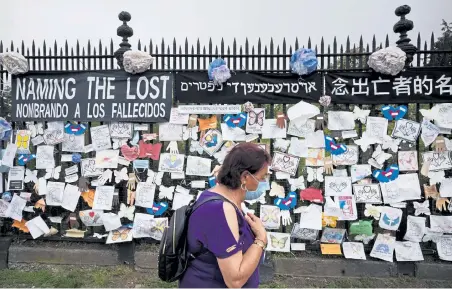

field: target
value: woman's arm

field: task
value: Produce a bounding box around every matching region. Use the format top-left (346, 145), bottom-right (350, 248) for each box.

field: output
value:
top-left (216, 202), bottom-right (264, 288)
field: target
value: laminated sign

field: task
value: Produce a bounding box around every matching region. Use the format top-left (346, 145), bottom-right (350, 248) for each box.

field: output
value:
top-left (11, 70), bottom-right (173, 122)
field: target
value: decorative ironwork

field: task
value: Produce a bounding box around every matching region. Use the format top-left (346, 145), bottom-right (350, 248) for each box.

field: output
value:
top-left (393, 5), bottom-right (417, 67)
top-left (114, 11), bottom-right (133, 68)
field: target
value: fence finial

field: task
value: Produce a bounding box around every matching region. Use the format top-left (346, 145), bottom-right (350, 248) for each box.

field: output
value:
top-left (393, 5), bottom-right (417, 67)
top-left (114, 11), bottom-right (133, 68)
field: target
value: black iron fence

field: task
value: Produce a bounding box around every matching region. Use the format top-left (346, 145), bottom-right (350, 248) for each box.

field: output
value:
top-left (0, 6), bottom-right (451, 257)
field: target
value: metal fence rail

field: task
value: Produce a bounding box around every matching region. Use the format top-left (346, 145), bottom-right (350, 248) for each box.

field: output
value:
top-left (0, 6), bottom-right (451, 256)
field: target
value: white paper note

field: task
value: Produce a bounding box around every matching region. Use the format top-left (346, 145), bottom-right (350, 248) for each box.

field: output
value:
top-left (169, 107), bottom-right (190, 124)
top-left (38, 178), bottom-right (47, 196)
top-left (132, 213), bottom-right (155, 238)
top-left (261, 119), bottom-right (287, 139)
top-left (1, 143), bottom-right (17, 168)
top-left (172, 193), bottom-right (193, 210)
top-left (5, 194), bottom-right (26, 221)
top-left (25, 216), bottom-right (50, 239)
top-left (61, 184), bottom-right (81, 212)
top-left (221, 123), bottom-right (246, 141)
top-left (135, 182), bottom-right (157, 208)
top-left (101, 213), bottom-right (122, 231)
top-left (46, 182), bottom-right (66, 206)
top-left (186, 156), bottom-right (212, 177)
top-left (92, 186), bottom-right (114, 210)
top-left (90, 125), bottom-right (112, 151)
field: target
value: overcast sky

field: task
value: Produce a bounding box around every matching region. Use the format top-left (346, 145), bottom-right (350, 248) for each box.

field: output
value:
top-left (1, 0), bottom-right (451, 53)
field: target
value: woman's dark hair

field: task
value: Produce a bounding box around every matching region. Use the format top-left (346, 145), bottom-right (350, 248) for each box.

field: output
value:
top-left (217, 143), bottom-right (271, 190)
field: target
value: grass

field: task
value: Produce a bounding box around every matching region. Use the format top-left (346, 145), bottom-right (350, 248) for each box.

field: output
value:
top-left (0, 269), bottom-right (85, 288)
top-left (1, 265), bottom-right (452, 288)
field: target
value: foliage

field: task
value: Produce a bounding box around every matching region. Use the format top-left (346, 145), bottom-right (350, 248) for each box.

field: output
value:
top-left (428, 19), bottom-right (452, 66)
top-left (0, 86), bottom-right (11, 119)
top-left (330, 46), bottom-right (367, 70)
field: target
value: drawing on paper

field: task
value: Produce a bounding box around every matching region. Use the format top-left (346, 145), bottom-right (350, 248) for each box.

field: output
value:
top-left (135, 182), bottom-right (157, 208)
top-left (365, 117), bottom-right (388, 141)
top-left (335, 195), bottom-right (358, 221)
top-left (332, 145), bottom-right (358, 166)
top-left (200, 129), bottom-right (224, 156)
top-left (320, 228), bottom-right (346, 244)
top-left (90, 125), bottom-right (112, 151)
top-left (15, 130), bottom-right (31, 154)
top-left (158, 153), bottom-right (185, 173)
top-left (106, 226), bottom-right (133, 244)
top-left (81, 158), bottom-right (103, 177)
top-left (246, 108), bottom-right (265, 134)
top-left (306, 148), bottom-right (325, 167)
top-left (62, 134), bottom-right (85, 152)
top-left (271, 152), bottom-right (300, 176)
top-left (260, 205), bottom-right (281, 230)
top-left (267, 232), bottom-right (291, 252)
top-left (325, 176), bottom-right (352, 196)
top-left (398, 151), bottom-right (418, 171)
top-left (150, 218), bottom-right (168, 241)
top-left (392, 119), bottom-right (421, 142)
top-left (36, 145), bottom-right (55, 169)
top-left (353, 184), bottom-right (382, 203)
top-left (291, 223), bottom-right (318, 240)
top-left (287, 119), bottom-right (315, 138)
top-left (185, 156), bottom-right (212, 177)
top-left (109, 122), bottom-right (133, 138)
top-left (422, 151), bottom-right (452, 171)
top-left (43, 128), bottom-right (65, 146)
top-left (327, 111), bottom-right (355, 131)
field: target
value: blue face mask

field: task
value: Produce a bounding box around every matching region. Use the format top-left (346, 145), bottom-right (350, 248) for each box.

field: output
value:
top-left (133, 160), bottom-right (149, 169)
top-left (245, 174), bottom-right (269, 201)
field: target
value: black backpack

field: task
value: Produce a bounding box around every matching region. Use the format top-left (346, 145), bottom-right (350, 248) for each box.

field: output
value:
top-left (158, 195), bottom-right (228, 282)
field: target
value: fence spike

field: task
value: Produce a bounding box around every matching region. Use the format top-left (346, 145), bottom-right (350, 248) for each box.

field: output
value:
top-left (416, 32), bottom-right (421, 66)
top-left (162, 38), bottom-right (166, 69)
top-left (233, 38), bottom-right (237, 70)
top-left (430, 32), bottom-right (435, 50)
top-left (257, 38), bottom-right (262, 70)
top-left (245, 38), bottom-right (249, 69)
top-left (424, 40), bottom-right (428, 66)
top-left (320, 37), bottom-right (324, 69)
top-left (251, 45), bottom-right (255, 70)
top-left (149, 39), bottom-right (154, 69)
top-left (196, 38), bottom-right (201, 69)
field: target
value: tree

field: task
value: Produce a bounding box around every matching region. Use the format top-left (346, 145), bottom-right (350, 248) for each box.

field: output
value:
top-left (0, 86), bottom-right (12, 119)
top-left (330, 46), bottom-right (367, 70)
top-left (428, 19), bottom-right (452, 66)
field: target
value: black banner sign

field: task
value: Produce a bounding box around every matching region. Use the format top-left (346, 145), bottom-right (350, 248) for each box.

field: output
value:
top-left (11, 70), bottom-right (173, 122)
top-left (325, 67), bottom-right (452, 104)
top-left (175, 71), bottom-right (322, 104)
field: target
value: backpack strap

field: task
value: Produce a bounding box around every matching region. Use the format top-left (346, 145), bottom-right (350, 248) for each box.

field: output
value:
top-left (191, 195), bottom-right (231, 213)
top-left (188, 194), bottom-right (236, 259)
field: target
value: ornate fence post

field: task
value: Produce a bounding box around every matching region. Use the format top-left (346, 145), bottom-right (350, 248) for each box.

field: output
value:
top-left (114, 11), bottom-right (133, 68)
top-left (393, 5), bottom-right (417, 67)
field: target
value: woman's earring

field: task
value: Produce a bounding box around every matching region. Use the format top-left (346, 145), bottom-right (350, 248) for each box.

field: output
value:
top-left (241, 183), bottom-right (247, 192)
